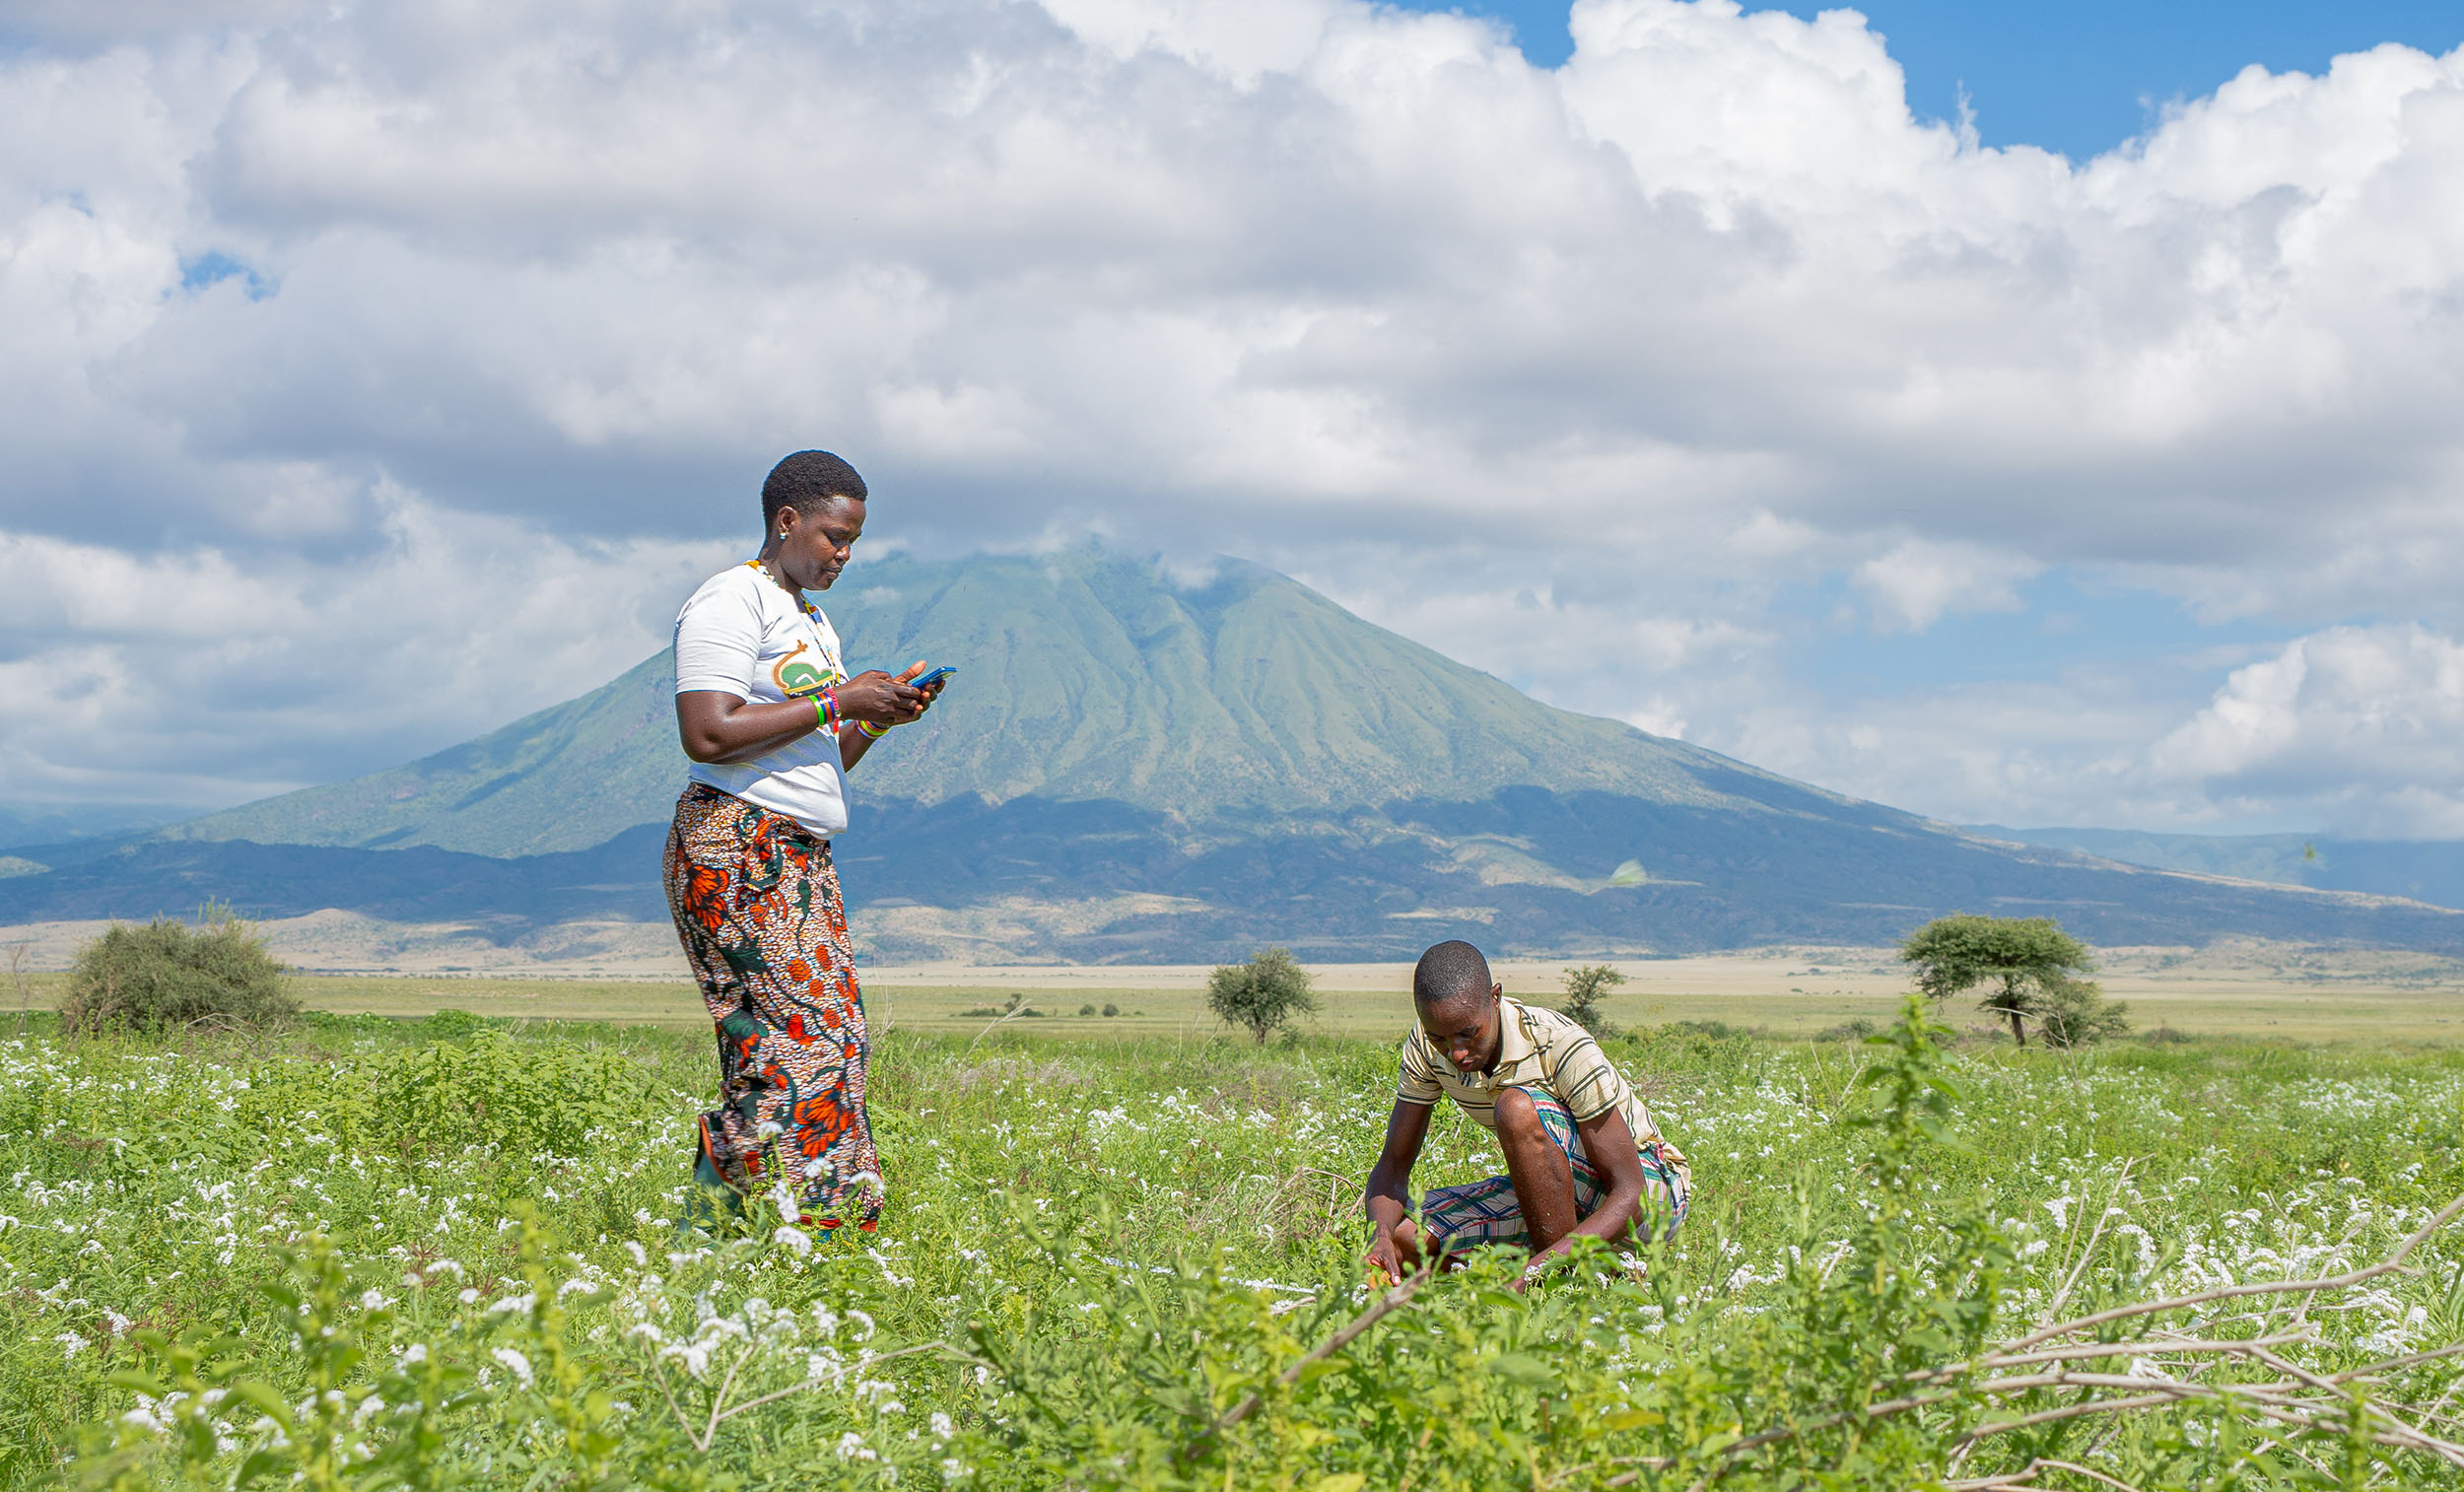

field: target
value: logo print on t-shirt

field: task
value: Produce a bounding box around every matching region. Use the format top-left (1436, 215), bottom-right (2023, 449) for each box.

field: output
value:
top-left (772, 642), bottom-right (843, 699)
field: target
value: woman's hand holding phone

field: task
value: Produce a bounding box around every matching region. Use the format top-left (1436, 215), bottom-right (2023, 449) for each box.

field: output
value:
top-left (837, 669), bottom-right (926, 726)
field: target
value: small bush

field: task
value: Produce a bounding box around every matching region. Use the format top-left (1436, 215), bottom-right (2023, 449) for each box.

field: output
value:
top-left (375, 1032), bottom-right (652, 1157)
top-left (1078, 1002), bottom-right (1098, 1016)
top-left (1558, 963), bottom-right (1625, 1035)
top-left (2036, 974), bottom-right (2132, 1048)
top-left (1206, 946), bottom-right (1318, 1045)
top-left (1101, 1002), bottom-right (1120, 1017)
top-left (61, 912), bottom-right (298, 1035)
top-left (415, 1007), bottom-right (486, 1039)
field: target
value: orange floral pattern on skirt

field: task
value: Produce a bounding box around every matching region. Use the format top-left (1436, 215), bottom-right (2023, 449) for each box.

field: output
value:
top-left (663, 782), bottom-right (881, 1231)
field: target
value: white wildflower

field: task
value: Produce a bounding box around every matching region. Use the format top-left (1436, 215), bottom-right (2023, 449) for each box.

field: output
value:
top-left (490, 1348), bottom-right (535, 1388)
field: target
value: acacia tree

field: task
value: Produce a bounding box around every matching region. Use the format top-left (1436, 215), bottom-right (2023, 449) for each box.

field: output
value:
top-left (1559, 964), bottom-right (1626, 1036)
top-left (1898, 913), bottom-right (2125, 1047)
top-left (1206, 947), bottom-right (1319, 1045)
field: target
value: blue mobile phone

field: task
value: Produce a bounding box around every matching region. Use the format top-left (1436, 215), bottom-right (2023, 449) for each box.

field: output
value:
top-left (912, 665), bottom-right (956, 690)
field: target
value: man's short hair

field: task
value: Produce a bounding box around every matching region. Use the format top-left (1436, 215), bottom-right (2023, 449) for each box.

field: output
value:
top-left (762, 450), bottom-right (868, 526)
top-left (1413, 939), bottom-right (1492, 1009)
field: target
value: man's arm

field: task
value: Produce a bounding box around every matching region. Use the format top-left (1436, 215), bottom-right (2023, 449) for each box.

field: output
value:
top-left (1361, 1098), bottom-right (1433, 1279)
top-left (1524, 1108), bottom-right (1650, 1277)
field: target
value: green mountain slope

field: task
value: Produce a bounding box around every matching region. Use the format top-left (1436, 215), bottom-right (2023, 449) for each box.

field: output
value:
top-left (167, 549), bottom-right (1830, 856)
top-left (164, 651), bottom-right (683, 856)
top-left (117, 546), bottom-right (2464, 959)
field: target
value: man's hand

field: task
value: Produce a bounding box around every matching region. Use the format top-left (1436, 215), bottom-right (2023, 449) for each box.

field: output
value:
top-left (1362, 1098), bottom-right (1433, 1288)
top-left (1364, 1230), bottom-right (1403, 1288)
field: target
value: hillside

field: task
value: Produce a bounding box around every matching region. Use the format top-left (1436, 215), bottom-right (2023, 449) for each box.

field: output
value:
top-left (1977, 827), bottom-right (2464, 914)
top-left (18, 547), bottom-right (2459, 962)
top-left (162, 549), bottom-right (1844, 855)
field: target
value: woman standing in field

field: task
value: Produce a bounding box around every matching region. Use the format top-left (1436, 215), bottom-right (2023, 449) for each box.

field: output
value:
top-left (665, 450), bottom-right (942, 1235)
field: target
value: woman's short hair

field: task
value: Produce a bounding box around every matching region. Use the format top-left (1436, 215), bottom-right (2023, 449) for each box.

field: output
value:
top-left (762, 450), bottom-right (868, 525)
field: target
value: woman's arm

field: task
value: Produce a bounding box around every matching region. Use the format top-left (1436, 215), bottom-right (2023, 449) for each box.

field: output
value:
top-left (1362, 1098), bottom-right (1434, 1278)
top-left (675, 671), bottom-right (925, 766)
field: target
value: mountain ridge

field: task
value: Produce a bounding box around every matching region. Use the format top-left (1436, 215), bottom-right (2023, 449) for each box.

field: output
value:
top-left (163, 550), bottom-right (1869, 856)
top-left (33, 547), bottom-right (2462, 961)
top-left (1973, 826), bottom-right (2464, 916)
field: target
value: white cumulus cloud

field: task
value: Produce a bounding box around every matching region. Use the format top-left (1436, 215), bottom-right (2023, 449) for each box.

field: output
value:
top-left (0, 0), bottom-right (2460, 834)
top-left (2150, 624), bottom-right (2464, 836)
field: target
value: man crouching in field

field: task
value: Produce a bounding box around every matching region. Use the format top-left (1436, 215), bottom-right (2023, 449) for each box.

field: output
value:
top-left (1363, 940), bottom-right (1690, 1287)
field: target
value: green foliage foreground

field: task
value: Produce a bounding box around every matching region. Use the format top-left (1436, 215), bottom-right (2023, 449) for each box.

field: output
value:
top-left (8, 1006), bottom-right (2464, 1489)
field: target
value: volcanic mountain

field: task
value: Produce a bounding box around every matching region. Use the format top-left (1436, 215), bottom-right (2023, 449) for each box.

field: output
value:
top-left (11, 549), bottom-right (2460, 961)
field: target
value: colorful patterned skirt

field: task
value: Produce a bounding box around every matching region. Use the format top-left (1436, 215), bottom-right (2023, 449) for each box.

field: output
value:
top-left (663, 782), bottom-right (882, 1232)
top-left (1420, 1090), bottom-right (1688, 1253)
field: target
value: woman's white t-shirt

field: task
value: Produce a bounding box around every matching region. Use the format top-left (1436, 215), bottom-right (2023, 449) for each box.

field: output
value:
top-left (673, 562), bottom-right (852, 837)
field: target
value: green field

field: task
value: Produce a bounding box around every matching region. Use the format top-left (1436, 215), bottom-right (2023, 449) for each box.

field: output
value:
top-left (9, 995), bottom-right (2464, 1489)
top-left (21, 943), bottom-right (2464, 1044)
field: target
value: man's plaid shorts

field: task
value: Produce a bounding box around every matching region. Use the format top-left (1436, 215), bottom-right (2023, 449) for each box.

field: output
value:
top-left (1419, 1088), bottom-right (1689, 1253)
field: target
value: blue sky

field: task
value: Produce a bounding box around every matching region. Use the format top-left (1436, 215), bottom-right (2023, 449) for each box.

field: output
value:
top-left (5, 0), bottom-right (2464, 842)
top-left (1415, 1), bottom-right (2464, 158)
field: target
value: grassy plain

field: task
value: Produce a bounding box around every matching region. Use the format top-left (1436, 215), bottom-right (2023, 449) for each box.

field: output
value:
top-left (9, 989), bottom-right (2464, 1488)
top-left (20, 938), bottom-right (2460, 1042)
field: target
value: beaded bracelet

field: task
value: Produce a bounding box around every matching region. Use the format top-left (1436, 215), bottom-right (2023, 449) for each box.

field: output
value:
top-left (856, 720), bottom-right (889, 739)
top-left (817, 689), bottom-right (841, 732)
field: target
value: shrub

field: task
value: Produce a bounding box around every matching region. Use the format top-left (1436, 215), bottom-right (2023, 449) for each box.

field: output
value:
top-left (1206, 946), bottom-right (1318, 1045)
top-left (373, 1031), bottom-right (654, 1157)
top-left (1101, 1002), bottom-right (1120, 1017)
top-left (1558, 963), bottom-right (1625, 1035)
top-left (60, 911), bottom-right (298, 1035)
top-left (416, 1007), bottom-right (489, 1042)
top-left (2034, 973), bottom-right (2132, 1048)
